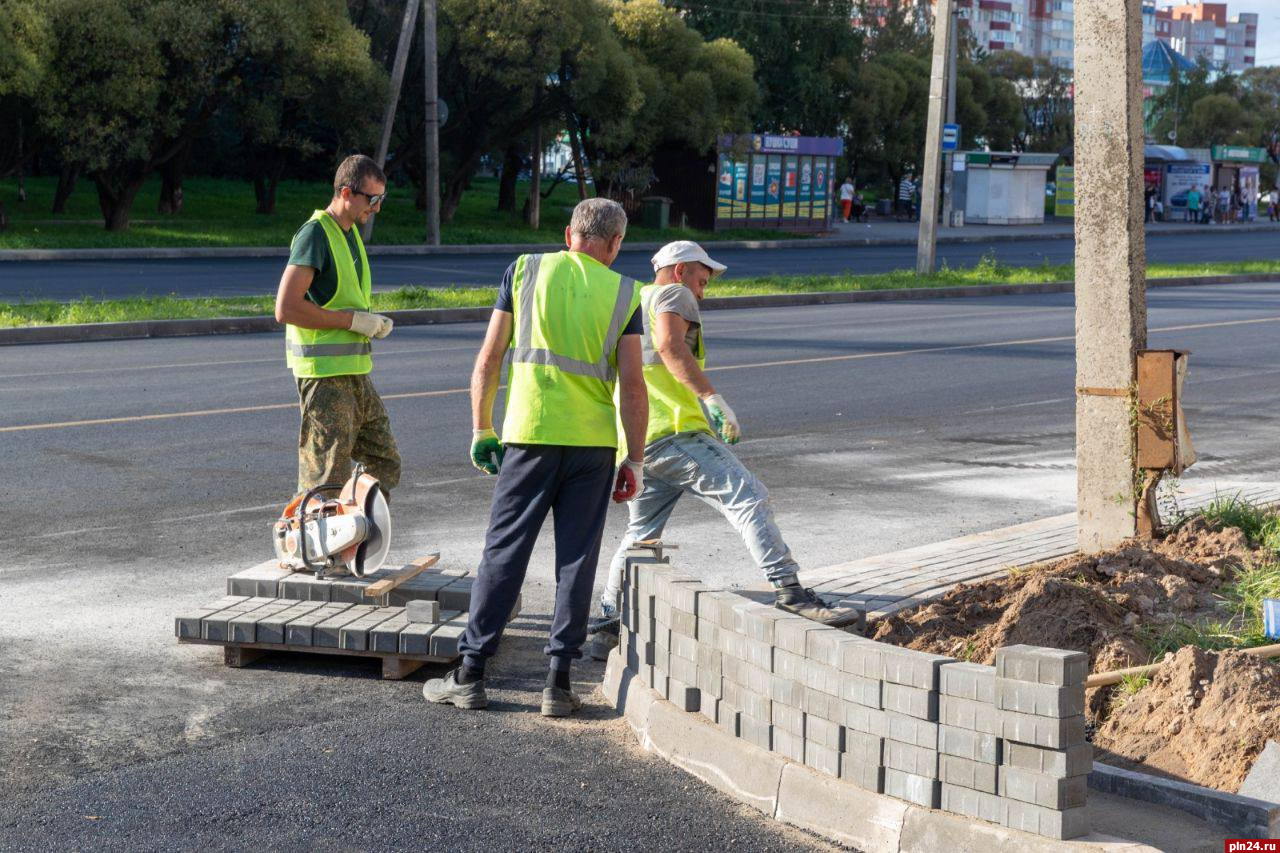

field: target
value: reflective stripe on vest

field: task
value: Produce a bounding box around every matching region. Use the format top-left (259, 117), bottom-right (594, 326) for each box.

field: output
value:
top-left (636, 283), bottom-right (713, 445)
top-left (501, 251), bottom-right (640, 448)
top-left (285, 210), bottom-right (373, 379)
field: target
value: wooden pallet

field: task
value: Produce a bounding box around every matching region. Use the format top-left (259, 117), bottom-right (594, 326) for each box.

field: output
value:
top-left (177, 636), bottom-right (450, 680)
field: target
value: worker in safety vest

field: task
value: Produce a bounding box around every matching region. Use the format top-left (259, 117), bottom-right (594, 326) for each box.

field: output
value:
top-left (422, 198), bottom-right (647, 717)
top-left (273, 154), bottom-right (400, 498)
top-left (591, 241), bottom-right (862, 660)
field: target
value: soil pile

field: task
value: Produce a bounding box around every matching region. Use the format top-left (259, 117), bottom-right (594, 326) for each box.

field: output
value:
top-left (1092, 646), bottom-right (1280, 793)
top-left (869, 516), bottom-right (1264, 720)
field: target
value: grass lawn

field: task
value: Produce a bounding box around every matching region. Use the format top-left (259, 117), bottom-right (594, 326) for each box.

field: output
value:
top-left (0, 174), bottom-right (802, 249)
top-left (3, 256), bottom-right (1277, 328)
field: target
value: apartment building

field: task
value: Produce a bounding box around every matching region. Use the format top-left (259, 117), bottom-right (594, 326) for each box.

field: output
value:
top-left (1153, 3), bottom-right (1257, 73)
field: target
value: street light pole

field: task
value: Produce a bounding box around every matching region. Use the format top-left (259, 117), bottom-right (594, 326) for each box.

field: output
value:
top-left (363, 0), bottom-right (420, 242)
top-left (423, 0), bottom-right (440, 246)
top-left (916, 0), bottom-right (956, 274)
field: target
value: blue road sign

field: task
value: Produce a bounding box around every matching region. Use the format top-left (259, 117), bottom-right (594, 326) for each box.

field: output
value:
top-left (942, 123), bottom-right (960, 152)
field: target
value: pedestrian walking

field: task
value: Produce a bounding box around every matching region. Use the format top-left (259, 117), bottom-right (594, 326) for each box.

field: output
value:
top-left (839, 177), bottom-right (855, 222)
top-left (273, 154), bottom-right (400, 498)
top-left (1187, 185), bottom-right (1202, 224)
top-left (897, 172), bottom-right (916, 220)
top-left (422, 198), bottom-right (647, 717)
top-left (1268, 188), bottom-right (1278, 222)
top-left (590, 240), bottom-right (864, 663)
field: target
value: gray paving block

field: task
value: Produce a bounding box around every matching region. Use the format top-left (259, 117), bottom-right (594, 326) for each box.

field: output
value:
top-left (314, 604), bottom-right (379, 648)
top-left (1003, 742), bottom-right (1091, 779)
top-left (838, 671), bottom-right (882, 709)
top-left (436, 578), bottom-right (473, 613)
top-left (227, 600), bottom-right (296, 643)
top-left (773, 615), bottom-right (825, 656)
top-left (802, 684), bottom-right (842, 721)
top-left (669, 581), bottom-right (703, 616)
top-left (839, 637), bottom-right (884, 680)
top-left (652, 596), bottom-right (672, 628)
top-left (387, 572), bottom-right (455, 606)
top-left (697, 665), bottom-right (723, 700)
top-left (995, 645), bottom-right (1088, 687)
top-left (884, 738), bottom-right (939, 777)
top-left (667, 676), bottom-right (700, 712)
top-left (798, 659), bottom-right (842, 696)
top-left (880, 646), bottom-right (952, 690)
top-left (939, 754), bottom-right (998, 793)
top-left (772, 648), bottom-right (804, 681)
top-left (1001, 799), bottom-right (1089, 840)
top-left (668, 652), bottom-right (698, 686)
top-left (339, 608), bottom-right (400, 651)
top-left (1239, 740), bottom-right (1280, 802)
top-left (885, 712), bottom-right (939, 749)
top-left (999, 765), bottom-right (1087, 809)
top-left (843, 703), bottom-right (891, 739)
top-left (285, 602), bottom-right (354, 646)
top-left (718, 701), bottom-right (741, 738)
top-left (429, 614), bottom-right (467, 659)
top-left (278, 573), bottom-right (334, 602)
top-left (698, 696), bottom-right (719, 725)
top-left (740, 712), bottom-right (772, 751)
top-left (325, 577), bottom-right (376, 604)
top-left (839, 756), bottom-right (884, 793)
top-left (772, 701), bottom-right (805, 737)
top-left (805, 713), bottom-right (843, 751)
top-left (202, 597), bottom-right (277, 642)
top-left (941, 782), bottom-right (1009, 825)
top-left (1000, 709), bottom-right (1086, 749)
top-left (696, 617), bottom-right (720, 646)
top-left (881, 682), bottom-right (939, 721)
top-left (884, 768), bottom-right (941, 808)
top-left (175, 596), bottom-right (243, 639)
top-left (368, 611), bottom-right (412, 653)
top-left (939, 694), bottom-right (1001, 735)
top-left (226, 562), bottom-right (292, 597)
top-left (405, 599), bottom-right (440, 624)
top-left (733, 601), bottom-right (788, 644)
top-left (696, 643), bottom-right (722, 674)
top-left (939, 661), bottom-right (996, 703)
top-left (843, 729), bottom-right (883, 766)
top-left (696, 591), bottom-right (739, 629)
top-left (398, 620), bottom-right (440, 655)
top-left (995, 677), bottom-right (1085, 718)
top-left (805, 627), bottom-right (856, 668)
top-left (723, 680), bottom-right (771, 726)
top-left (805, 740), bottom-right (842, 777)
top-left (741, 636), bottom-right (773, 671)
top-left (254, 600), bottom-right (327, 645)
top-left (669, 608), bottom-right (696, 639)
top-left (669, 630), bottom-right (698, 662)
top-left (773, 727), bottom-right (804, 762)
top-left (724, 655), bottom-right (769, 695)
top-left (938, 725), bottom-right (1002, 764)
top-left (769, 674), bottom-right (805, 708)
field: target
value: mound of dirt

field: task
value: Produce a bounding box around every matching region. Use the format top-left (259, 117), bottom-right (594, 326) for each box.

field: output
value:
top-left (869, 516), bottom-right (1265, 722)
top-left (1092, 646), bottom-right (1280, 793)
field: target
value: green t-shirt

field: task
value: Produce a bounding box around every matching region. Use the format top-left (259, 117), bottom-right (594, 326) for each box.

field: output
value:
top-left (287, 217), bottom-right (366, 307)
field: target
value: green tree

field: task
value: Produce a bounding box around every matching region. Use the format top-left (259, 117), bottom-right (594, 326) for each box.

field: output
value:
top-left (982, 52), bottom-right (1072, 153)
top-left (0, 0), bottom-right (49, 226)
top-left (845, 51), bottom-right (929, 192)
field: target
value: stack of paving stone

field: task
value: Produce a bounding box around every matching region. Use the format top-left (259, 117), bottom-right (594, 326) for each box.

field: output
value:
top-left (174, 559), bottom-right (516, 674)
top-left (615, 555), bottom-right (1091, 841)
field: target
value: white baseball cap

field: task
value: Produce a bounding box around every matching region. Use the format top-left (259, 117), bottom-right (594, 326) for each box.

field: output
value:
top-left (650, 241), bottom-right (727, 277)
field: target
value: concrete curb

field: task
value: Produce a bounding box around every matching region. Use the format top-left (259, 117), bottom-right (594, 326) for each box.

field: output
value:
top-left (600, 652), bottom-right (1159, 853)
top-left (1088, 762), bottom-right (1280, 839)
top-left (2, 272), bottom-right (1277, 347)
top-left (4, 220), bottom-right (1279, 262)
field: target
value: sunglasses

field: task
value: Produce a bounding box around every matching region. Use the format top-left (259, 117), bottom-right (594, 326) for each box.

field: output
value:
top-left (348, 186), bottom-right (387, 206)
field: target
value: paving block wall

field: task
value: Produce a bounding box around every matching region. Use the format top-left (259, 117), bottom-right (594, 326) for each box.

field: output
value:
top-left (617, 555), bottom-right (1091, 841)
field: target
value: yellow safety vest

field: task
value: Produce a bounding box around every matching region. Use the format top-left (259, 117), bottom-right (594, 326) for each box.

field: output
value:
top-left (285, 210), bottom-right (373, 378)
top-left (502, 251), bottom-right (640, 447)
top-left (637, 283), bottom-right (713, 446)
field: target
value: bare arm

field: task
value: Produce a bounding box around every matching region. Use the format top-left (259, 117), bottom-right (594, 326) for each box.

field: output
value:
top-left (651, 311), bottom-right (715, 399)
top-left (471, 310), bottom-right (514, 430)
top-left (616, 334), bottom-right (648, 464)
top-left (273, 265), bottom-right (356, 329)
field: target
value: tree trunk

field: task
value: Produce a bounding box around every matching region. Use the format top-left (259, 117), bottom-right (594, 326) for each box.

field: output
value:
top-left (440, 149), bottom-right (481, 224)
top-left (567, 118), bottom-right (590, 200)
top-left (157, 140), bottom-right (192, 215)
top-left (52, 164), bottom-right (81, 214)
top-left (0, 201), bottom-right (8, 232)
top-left (96, 174), bottom-right (147, 232)
top-left (497, 143), bottom-right (521, 212)
top-left (253, 155), bottom-right (285, 215)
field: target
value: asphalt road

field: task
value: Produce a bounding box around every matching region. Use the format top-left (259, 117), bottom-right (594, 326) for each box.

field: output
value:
top-left (4, 282), bottom-right (1279, 848)
top-left (2, 228), bottom-right (1278, 300)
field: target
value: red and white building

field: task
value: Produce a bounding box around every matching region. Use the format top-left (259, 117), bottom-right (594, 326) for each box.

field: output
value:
top-left (1153, 3), bottom-right (1257, 74)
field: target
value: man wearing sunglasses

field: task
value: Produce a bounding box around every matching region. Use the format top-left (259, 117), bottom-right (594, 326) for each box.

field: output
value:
top-left (273, 154), bottom-right (401, 500)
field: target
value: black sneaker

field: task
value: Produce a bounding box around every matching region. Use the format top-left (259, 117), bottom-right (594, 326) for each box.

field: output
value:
top-left (422, 667), bottom-right (488, 709)
top-left (774, 582), bottom-right (866, 630)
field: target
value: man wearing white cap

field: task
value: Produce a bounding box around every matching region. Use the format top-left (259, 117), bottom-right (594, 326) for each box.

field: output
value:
top-left (593, 241), bottom-right (860, 652)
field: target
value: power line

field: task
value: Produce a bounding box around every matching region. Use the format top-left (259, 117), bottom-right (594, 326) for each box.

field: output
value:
top-left (664, 0), bottom-right (863, 22)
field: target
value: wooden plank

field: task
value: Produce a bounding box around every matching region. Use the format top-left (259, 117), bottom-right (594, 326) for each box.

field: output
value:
top-left (363, 553), bottom-right (440, 599)
top-left (224, 646), bottom-right (268, 668)
top-left (178, 635), bottom-right (454, 664)
top-left (382, 657), bottom-right (426, 680)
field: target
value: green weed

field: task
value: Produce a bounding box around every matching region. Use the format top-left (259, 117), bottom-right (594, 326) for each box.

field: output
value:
top-left (1197, 492), bottom-right (1272, 542)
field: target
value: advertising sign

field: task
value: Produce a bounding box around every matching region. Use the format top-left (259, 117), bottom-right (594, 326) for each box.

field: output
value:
top-left (766, 156), bottom-right (783, 212)
top-left (750, 159), bottom-right (768, 215)
top-left (1055, 165), bottom-right (1075, 218)
top-left (783, 155), bottom-right (798, 215)
top-left (1163, 162), bottom-right (1211, 213)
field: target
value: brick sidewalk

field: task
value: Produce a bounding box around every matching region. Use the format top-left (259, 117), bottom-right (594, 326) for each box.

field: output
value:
top-left (801, 480), bottom-right (1280, 618)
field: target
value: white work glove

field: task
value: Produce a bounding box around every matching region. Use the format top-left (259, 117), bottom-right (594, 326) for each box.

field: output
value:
top-left (703, 393), bottom-right (741, 444)
top-left (612, 458), bottom-right (644, 503)
top-left (349, 310), bottom-right (394, 339)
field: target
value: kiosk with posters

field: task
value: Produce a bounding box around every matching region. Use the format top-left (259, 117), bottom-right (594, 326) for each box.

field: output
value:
top-left (715, 134), bottom-right (842, 232)
top-left (1211, 145), bottom-right (1267, 221)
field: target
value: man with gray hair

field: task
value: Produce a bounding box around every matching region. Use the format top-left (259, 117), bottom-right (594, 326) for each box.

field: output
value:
top-left (423, 198), bottom-right (648, 717)
top-left (591, 240), bottom-right (862, 661)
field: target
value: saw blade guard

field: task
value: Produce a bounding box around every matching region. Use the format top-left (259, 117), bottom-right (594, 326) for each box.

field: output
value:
top-left (340, 472), bottom-right (391, 576)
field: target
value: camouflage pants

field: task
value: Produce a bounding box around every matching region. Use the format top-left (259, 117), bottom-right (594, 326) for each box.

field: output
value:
top-left (296, 374), bottom-right (402, 496)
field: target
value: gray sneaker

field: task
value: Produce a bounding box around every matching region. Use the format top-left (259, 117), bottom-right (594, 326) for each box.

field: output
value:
top-left (774, 582), bottom-right (866, 630)
top-left (422, 667), bottom-right (488, 710)
top-left (541, 686), bottom-right (583, 717)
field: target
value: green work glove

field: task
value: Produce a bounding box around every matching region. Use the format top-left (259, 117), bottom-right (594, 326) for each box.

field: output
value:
top-left (470, 428), bottom-right (504, 475)
top-left (703, 393), bottom-right (741, 445)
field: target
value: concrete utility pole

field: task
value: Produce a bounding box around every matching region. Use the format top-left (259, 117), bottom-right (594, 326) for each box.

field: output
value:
top-left (423, 0), bottom-right (441, 246)
top-left (940, 5), bottom-right (959, 230)
top-left (916, 0), bottom-right (956, 274)
top-left (1074, 0), bottom-right (1147, 552)
top-left (363, 0), bottom-right (421, 242)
